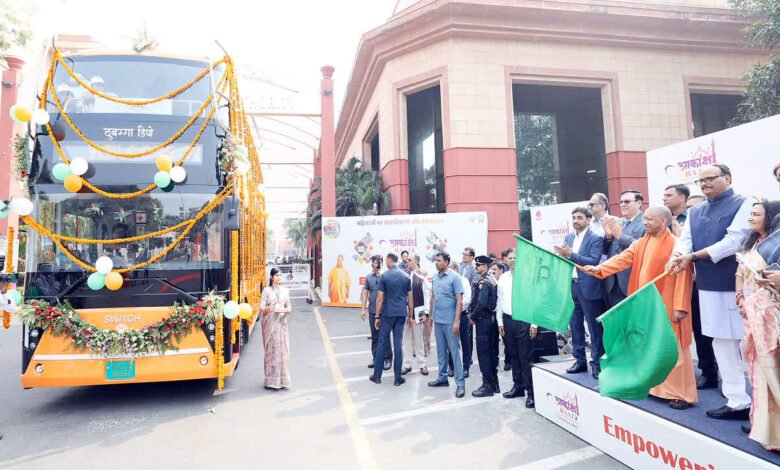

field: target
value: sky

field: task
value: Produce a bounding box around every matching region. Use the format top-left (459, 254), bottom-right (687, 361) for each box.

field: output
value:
top-left (15, 0), bottom-right (398, 115)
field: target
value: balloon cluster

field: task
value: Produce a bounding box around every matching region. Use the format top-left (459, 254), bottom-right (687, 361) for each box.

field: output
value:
top-left (154, 154), bottom-right (187, 189)
top-left (51, 158), bottom-right (89, 192)
top-left (87, 256), bottom-right (123, 291)
top-left (9, 105), bottom-right (50, 126)
top-left (223, 300), bottom-right (253, 320)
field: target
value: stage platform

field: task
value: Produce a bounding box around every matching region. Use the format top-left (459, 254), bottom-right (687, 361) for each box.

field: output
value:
top-left (532, 360), bottom-right (780, 469)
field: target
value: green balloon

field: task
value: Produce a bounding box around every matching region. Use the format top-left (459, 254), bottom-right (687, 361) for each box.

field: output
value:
top-left (0, 201), bottom-right (9, 219)
top-left (52, 163), bottom-right (72, 181)
top-left (160, 181), bottom-right (176, 192)
top-left (154, 171), bottom-right (171, 188)
top-left (87, 272), bottom-right (106, 290)
top-left (8, 290), bottom-right (22, 305)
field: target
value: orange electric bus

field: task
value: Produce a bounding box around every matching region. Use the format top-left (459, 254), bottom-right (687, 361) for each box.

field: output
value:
top-left (20, 50), bottom-right (265, 387)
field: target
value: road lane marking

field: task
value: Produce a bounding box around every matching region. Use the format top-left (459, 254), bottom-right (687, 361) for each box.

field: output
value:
top-left (360, 395), bottom-right (510, 426)
top-left (506, 446), bottom-right (603, 469)
top-left (313, 307), bottom-right (378, 470)
top-left (330, 334), bottom-right (370, 340)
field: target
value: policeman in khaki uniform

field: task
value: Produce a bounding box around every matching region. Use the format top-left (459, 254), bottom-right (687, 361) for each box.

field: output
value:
top-left (469, 255), bottom-right (500, 397)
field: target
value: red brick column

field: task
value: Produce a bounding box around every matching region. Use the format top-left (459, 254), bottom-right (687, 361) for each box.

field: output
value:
top-left (0, 55), bottom-right (25, 235)
top-left (443, 147), bottom-right (520, 254)
top-left (606, 150), bottom-right (649, 215)
top-left (381, 159), bottom-right (410, 214)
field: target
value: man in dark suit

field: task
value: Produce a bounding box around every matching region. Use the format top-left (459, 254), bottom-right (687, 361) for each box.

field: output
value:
top-left (554, 207), bottom-right (605, 379)
top-left (603, 190), bottom-right (647, 308)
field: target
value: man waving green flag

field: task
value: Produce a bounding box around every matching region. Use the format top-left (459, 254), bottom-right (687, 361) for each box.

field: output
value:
top-left (511, 234), bottom-right (575, 333)
top-left (597, 281), bottom-right (679, 400)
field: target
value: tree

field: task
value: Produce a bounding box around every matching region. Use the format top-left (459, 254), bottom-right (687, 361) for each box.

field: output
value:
top-left (283, 218), bottom-right (306, 256)
top-left (0, 2), bottom-right (32, 61)
top-left (730, 0), bottom-right (780, 122)
top-left (335, 157), bottom-right (391, 216)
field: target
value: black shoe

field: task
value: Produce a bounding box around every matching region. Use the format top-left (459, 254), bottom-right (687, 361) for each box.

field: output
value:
top-left (669, 400), bottom-right (690, 410)
top-left (448, 369), bottom-right (454, 377)
top-left (525, 394), bottom-right (535, 409)
top-left (264, 386), bottom-right (280, 391)
top-left (503, 363), bottom-right (511, 371)
top-left (368, 362), bottom-right (374, 368)
top-left (428, 378), bottom-right (449, 387)
top-left (706, 405), bottom-right (750, 420)
top-left (383, 359), bottom-right (392, 371)
top-left (464, 369), bottom-right (470, 379)
top-left (394, 377), bottom-right (406, 386)
top-left (741, 423), bottom-right (751, 434)
top-left (592, 367), bottom-right (601, 380)
top-left (471, 384), bottom-right (494, 398)
top-left (455, 386), bottom-right (465, 398)
top-left (502, 385), bottom-right (525, 399)
top-left (491, 381), bottom-right (501, 394)
top-left (401, 367), bottom-right (412, 375)
top-left (696, 375), bottom-right (718, 390)
top-left (368, 375), bottom-right (381, 384)
top-left (566, 363), bottom-right (587, 374)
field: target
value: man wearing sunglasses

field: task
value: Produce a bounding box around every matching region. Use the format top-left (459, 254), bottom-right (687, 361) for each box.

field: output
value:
top-left (667, 164), bottom-right (754, 421)
top-left (602, 190), bottom-right (646, 308)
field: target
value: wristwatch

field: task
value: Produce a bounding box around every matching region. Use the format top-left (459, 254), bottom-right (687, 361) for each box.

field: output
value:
top-left (691, 253), bottom-right (699, 261)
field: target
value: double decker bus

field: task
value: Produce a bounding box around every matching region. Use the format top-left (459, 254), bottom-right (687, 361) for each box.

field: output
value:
top-left (19, 50), bottom-right (266, 387)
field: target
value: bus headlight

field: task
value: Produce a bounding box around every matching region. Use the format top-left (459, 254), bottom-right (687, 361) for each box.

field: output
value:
top-left (206, 323), bottom-right (215, 332)
top-left (199, 356), bottom-right (208, 366)
top-left (30, 329), bottom-right (39, 338)
top-left (34, 364), bottom-right (44, 374)
top-left (29, 342), bottom-right (36, 349)
top-left (209, 335), bottom-right (215, 342)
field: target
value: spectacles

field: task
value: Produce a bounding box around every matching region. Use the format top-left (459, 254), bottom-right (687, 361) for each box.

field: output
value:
top-left (587, 202), bottom-right (603, 207)
top-left (618, 199), bottom-right (635, 205)
top-left (462, 253), bottom-right (473, 257)
top-left (694, 174), bottom-right (723, 186)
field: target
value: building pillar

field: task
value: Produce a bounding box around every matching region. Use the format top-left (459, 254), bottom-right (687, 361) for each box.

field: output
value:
top-left (606, 150), bottom-right (649, 215)
top-left (381, 159), bottom-right (410, 214)
top-left (443, 147), bottom-right (520, 254)
top-left (320, 66), bottom-right (336, 217)
top-left (0, 55), bottom-right (25, 236)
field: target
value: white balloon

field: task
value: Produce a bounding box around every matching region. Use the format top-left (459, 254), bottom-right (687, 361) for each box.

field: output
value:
top-left (69, 157), bottom-right (89, 176)
top-left (33, 109), bottom-right (50, 125)
top-left (95, 256), bottom-right (114, 275)
top-left (10, 197), bottom-right (33, 216)
top-left (169, 165), bottom-right (187, 183)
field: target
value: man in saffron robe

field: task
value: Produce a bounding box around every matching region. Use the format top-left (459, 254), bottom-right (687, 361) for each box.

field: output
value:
top-left (583, 206), bottom-right (697, 409)
top-left (328, 255), bottom-right (352, 304)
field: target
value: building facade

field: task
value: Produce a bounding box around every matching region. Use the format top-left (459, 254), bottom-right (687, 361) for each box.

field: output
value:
top-left (335, 0), bottom-right (769, 253)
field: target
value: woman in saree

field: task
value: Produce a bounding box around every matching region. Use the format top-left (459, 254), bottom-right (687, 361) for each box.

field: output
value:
top-left (736, 200), bottom-right (780, 450)
top-left (260, 268), bottom-right (292, 390)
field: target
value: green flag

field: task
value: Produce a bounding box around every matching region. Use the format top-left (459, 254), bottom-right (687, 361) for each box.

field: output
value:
top-left (511, 234), bottom-right (575, 333)
top-left (598, 281), bottom-right (678, 400)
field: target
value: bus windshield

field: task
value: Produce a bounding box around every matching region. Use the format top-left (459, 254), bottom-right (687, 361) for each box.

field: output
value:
top-left (27, 190), bottom-right (224, 273)
top-left (50, 55), bottom-right (226, 117)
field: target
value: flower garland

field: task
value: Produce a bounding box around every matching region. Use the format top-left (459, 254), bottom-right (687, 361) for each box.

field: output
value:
top-left (17, 293), bottom-right (224, 357)
top-left (3, 226), bottom-right (14, 329)
top-left (21, 183), bottom-right (234, 273)
top-left (46, 66), bottom-right (229, 159)
top-left (54, 52), bottom-right (227, 106)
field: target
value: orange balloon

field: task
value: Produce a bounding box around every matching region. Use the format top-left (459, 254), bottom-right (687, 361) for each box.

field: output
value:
top-left (105, 272), bottom-right (123, 290)
top-left (238, 303), bottom-right (252, 319)
top-left (14, 106), bottom-right (33, 123)
top-left (156, 154), bottom-right (173, 172)
top-left (64, 174), bottom-right (83, 192)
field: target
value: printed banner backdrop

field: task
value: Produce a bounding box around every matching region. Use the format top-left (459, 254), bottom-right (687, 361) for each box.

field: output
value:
top-left (266, 264), bottom-right (310, 298)
top-left (646, 115), bottom-right (780, 206)
top-left (529, 201), bottom-right (588, 250)
top-left (321, 212), bottom-right (488, 306)
top-left (533, 366), bottom-right (776, 469)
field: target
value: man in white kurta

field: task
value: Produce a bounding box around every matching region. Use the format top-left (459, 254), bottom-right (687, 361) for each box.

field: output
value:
top-left (668, 164), bottom-right (753, 419)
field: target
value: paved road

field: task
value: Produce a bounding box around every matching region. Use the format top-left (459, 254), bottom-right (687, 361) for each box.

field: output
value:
top-left (0, 300), bottom-right (626, 469)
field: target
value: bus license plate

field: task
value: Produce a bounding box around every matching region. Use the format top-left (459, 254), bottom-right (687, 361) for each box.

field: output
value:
top-left (106, 360), bottom-right (135, 380)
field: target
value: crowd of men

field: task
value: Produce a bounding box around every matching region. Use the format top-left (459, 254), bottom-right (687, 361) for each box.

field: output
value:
top-left (359, 163), bottom-right (779, 450)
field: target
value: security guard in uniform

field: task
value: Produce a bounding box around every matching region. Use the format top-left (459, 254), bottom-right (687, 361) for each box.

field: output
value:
top-left (469, 255), bottom-right (500, 397)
